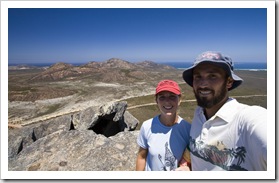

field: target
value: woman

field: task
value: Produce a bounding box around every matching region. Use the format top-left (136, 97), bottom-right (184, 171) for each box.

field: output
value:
top-left (136, 79), bottom-right (191, 171)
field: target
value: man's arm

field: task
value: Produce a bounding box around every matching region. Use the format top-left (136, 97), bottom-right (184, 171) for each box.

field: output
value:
top-left (175, 157), bottom-right (191, 171)
top-left (175, 148), bottom-right (191, 171)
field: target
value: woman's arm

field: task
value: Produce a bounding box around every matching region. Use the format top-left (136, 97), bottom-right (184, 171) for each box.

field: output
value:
top-left (136, 147), bottom-right (148, 171)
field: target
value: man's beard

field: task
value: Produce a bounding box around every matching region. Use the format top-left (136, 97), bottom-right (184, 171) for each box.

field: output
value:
top-left (194, 82), bottom-right (228, 109)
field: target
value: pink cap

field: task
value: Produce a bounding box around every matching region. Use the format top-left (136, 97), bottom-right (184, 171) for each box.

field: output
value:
top-left (155, 80), bottom-right (181, 95)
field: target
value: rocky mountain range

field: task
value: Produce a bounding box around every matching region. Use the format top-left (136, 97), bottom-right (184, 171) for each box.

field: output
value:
top-left (27, 58), bottom-right (176, 82)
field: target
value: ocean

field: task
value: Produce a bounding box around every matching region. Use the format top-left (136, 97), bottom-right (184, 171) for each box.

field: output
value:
top-left (8, 61), bottom-right (267, 71)
top-left (162, 62), bottom-right (267, 71)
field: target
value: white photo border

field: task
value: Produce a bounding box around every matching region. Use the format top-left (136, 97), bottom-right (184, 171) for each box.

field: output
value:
top-left (1, 0), bottom-right (275, 180)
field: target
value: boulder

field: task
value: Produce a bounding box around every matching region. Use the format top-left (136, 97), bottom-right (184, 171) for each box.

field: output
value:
top-left (9, 129), bottom-right (139, 171)
top-left (8, 101), bottom-right (140, 171)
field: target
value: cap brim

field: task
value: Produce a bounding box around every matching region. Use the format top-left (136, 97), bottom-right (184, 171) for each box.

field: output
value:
top-left (156, 88), bottom-right (181, 95)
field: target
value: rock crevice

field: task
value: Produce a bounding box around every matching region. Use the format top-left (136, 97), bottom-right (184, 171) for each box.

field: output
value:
top-left (8, 101), bottom-right (140, 171)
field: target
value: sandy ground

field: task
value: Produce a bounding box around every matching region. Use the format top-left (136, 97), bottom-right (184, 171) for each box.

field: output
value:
top-left (8, 81), bottom-right (155, 126)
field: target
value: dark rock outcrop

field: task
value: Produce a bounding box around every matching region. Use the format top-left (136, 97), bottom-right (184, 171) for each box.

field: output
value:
top-left (8, 101), bottom-right (140, 171)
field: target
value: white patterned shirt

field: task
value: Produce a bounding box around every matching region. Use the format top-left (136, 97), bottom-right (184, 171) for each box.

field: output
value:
top-left (189, 98), bottom-right (267, 171)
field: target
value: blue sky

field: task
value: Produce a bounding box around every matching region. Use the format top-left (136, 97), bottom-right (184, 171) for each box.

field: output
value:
top-left (8, 8), bottom-right (267, 64)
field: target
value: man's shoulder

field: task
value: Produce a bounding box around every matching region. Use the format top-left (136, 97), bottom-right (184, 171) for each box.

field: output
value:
top-left (226, 98), bottom-right (266, 110)
top-left (233, 99), bottom-right (267, 112)
top-left (231, 101), bottom-right (267, 125)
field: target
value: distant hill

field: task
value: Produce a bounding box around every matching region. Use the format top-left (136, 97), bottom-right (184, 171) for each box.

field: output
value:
top-left (28, 58), bottom-right (177, 82)
top-left (8, 64), bottom-right (45, 70)
top-left (8, 58), bottom-right (182, 103)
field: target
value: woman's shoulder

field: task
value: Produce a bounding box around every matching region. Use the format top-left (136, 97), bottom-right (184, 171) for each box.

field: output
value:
top-left (142, 115), bottom-right (159, 126)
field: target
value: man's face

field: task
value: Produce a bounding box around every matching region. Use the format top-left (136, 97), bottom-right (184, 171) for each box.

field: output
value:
top-left (192, 63), bottom-right (233, 109)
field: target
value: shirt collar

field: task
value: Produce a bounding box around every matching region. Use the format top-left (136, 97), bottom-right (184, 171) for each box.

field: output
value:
top-left (214, 98), bottom-right (239, 122)
top-left (197, 98), bottom-right (239, 123)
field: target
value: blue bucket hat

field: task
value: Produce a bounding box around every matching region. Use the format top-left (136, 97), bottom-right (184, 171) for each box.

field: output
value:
top-left (182, 51), bottom-right (243, 90)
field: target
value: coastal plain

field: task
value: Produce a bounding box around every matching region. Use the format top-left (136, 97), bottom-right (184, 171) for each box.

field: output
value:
top-left (8, 59), bottom-right (267, 129)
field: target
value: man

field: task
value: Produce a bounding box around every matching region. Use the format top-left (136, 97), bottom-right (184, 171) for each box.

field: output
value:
top-left (179, 51), bottom-right (267, 171)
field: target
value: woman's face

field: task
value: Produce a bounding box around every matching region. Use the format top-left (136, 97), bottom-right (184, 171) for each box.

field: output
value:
top-left (156, 91), bottom-right (181, 116)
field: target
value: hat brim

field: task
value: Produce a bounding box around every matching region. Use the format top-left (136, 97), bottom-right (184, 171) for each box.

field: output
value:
top-left (155, 87), bottom-right (181, 95)
top-left (182, 61), bottom-right (243, 91)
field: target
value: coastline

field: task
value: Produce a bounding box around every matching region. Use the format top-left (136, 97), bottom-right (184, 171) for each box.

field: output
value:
top-left (8, 61), bottom-right (267, 71)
